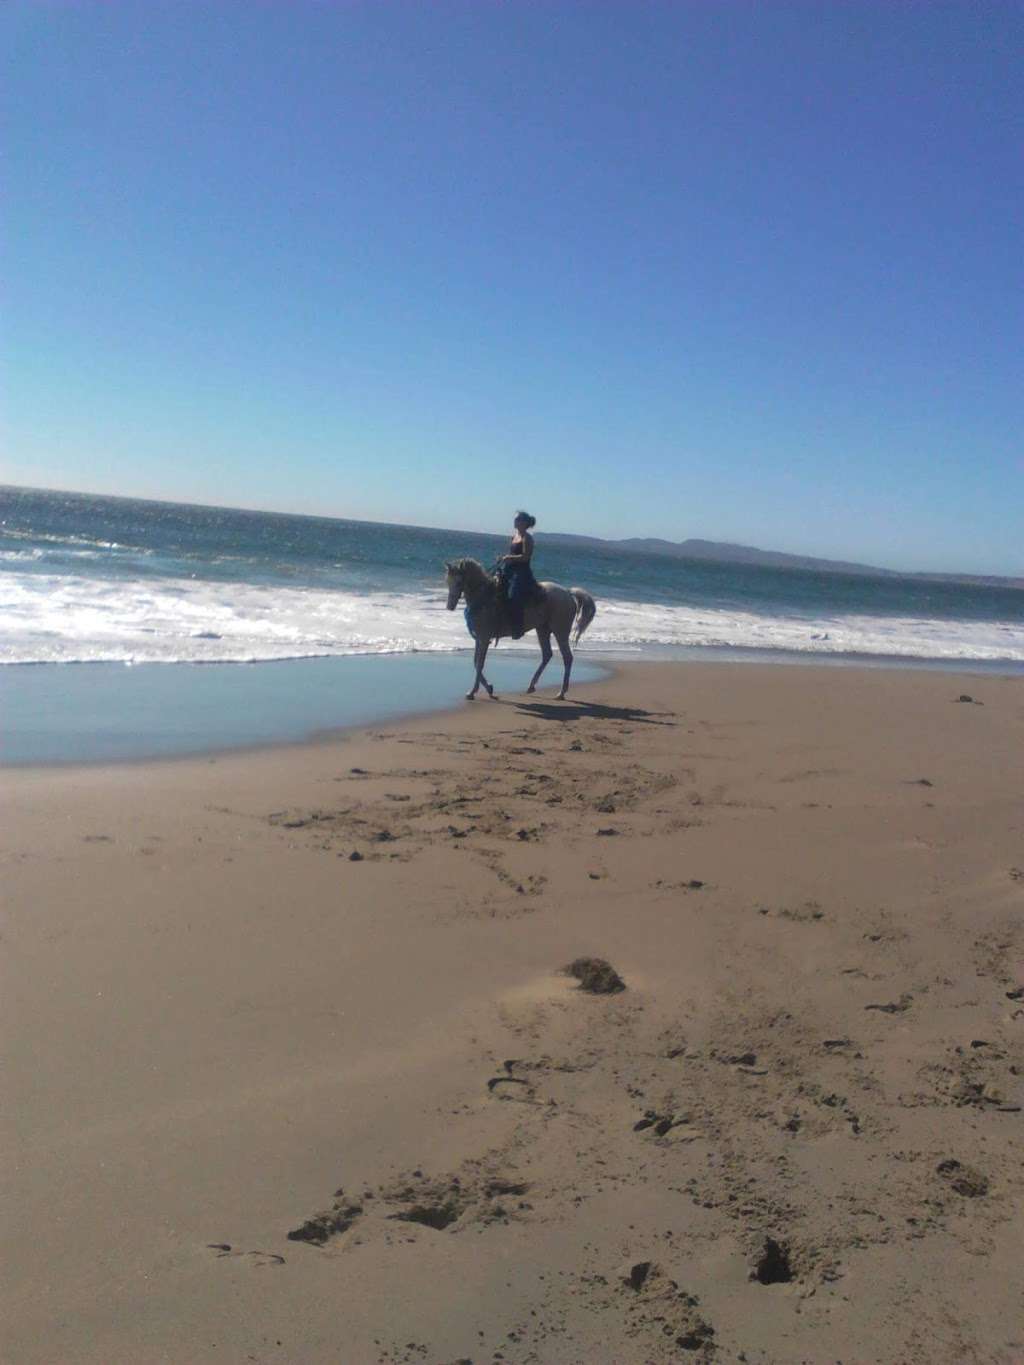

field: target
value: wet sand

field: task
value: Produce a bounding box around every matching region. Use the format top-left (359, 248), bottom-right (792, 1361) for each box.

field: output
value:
top-left (3, 661), bottom-right (1022, 1363)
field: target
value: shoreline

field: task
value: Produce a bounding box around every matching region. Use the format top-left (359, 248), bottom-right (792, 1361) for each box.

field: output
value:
top-left (5, 643), bottom-right (1023, 670)
top-left (5, 658), bottom-right (1021, 1362)
top-left (3, 647), bottom-right (1022, 771)
top-left (0, 650), bottom-right (609, 769)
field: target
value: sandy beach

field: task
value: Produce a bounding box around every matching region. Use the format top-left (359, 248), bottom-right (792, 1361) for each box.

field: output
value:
top-left (3, 660), bottom-right (1022, 1364)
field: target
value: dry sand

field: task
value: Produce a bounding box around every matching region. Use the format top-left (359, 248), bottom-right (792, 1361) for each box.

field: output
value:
top-left (3, 661), bottom-right (1023, 1364)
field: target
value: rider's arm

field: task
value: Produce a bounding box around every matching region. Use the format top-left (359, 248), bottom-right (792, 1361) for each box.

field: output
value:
top-left (504, 532), bottom-right (534, 564)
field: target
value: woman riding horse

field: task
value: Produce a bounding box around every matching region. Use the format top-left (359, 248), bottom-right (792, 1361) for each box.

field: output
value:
top-left (499, 510), bottom-right (540, 639)
top-left (445, 531), bottom-right (597, 700)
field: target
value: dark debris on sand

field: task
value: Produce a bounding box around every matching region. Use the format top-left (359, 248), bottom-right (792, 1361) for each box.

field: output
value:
top-left (564, 957), bottom-right (626, 994)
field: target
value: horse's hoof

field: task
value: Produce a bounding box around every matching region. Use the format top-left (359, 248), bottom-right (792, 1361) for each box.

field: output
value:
top-left (556, 692), bottom-right (567, 700)
top-left (465, 693), bottom-right (476, 701)
top-left (526, 685), bottom-right (536, 694)
top-left (487, 691), bottom-right (499, 701)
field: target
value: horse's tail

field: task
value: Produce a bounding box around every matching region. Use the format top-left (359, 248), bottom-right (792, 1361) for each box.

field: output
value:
top-left (570, 588), bottom-right (596, 645)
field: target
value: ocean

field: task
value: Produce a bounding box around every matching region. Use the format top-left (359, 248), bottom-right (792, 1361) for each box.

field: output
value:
top-left (2, 485), bottom-right (1021, 764)
top-left (3, 485), bottom-right (1023, 668)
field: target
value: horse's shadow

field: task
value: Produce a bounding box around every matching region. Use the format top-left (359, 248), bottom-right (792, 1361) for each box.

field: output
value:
top-left (511, 699), bottom-right (676, 727)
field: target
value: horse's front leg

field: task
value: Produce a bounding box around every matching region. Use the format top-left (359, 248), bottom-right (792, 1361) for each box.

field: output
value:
top-left (477, 641), bottom-right (498, 698)
top-left (467, 638), bottom-right (491, 700)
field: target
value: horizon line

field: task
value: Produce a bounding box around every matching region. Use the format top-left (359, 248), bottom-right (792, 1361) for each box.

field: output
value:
top-left (2, 481), bottom-right (1020, 587)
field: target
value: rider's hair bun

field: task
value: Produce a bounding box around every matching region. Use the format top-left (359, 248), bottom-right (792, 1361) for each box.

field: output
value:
top-left (516, 510), bottom-right (537, 529)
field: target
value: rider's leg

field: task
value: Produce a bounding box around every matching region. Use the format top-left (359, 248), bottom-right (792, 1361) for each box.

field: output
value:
top-left (507, 571), bottom-right (526, 639)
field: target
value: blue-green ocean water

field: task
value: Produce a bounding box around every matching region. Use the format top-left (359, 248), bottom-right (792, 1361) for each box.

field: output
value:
top-left (3, 485), bottom-right (1022, 667)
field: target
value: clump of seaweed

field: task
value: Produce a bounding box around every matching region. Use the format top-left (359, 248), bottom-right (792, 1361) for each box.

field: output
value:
top-left (563, 957), bottom-right (626, 994)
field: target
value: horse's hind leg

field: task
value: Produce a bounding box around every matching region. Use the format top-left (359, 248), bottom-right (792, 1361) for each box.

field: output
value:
top-left (527, 629), bottom-right (553, 693)
top-left (555, 630), bottom-right (573, 700)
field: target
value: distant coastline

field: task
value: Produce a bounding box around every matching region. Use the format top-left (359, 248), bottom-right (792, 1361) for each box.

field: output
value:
top-left (543, 530), bottom-right (1024, 591)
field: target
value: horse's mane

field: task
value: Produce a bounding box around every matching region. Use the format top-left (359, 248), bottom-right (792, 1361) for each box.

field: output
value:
top-left (450, 557), bottom-right (494, 584)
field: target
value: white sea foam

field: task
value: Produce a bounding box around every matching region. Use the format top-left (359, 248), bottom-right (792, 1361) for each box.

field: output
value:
top-left (593, 597), bottom-right (1024, 661)
top-left (0, 573), bottom-right (466, 664)
top-left (2, 569), bottom-right (1022, 666)
top-left (1, 527), bottom-right (137, 552)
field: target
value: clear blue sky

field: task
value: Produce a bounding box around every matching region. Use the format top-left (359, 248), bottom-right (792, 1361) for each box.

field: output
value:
top-left (4, 2), bottom-right (1021, 573)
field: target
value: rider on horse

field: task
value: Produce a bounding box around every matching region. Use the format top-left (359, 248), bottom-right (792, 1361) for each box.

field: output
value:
top-left (499, 510), bottom-right (540, 640)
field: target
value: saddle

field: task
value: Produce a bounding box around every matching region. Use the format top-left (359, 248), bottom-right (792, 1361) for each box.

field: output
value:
top-left (466, 574), bottom-right (543, 643)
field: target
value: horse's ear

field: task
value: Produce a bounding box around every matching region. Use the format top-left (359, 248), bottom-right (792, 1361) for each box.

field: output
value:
top-left (444, 561), bottom-right (453, 572)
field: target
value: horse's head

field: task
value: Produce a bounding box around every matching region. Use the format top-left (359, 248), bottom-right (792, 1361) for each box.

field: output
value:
top-left (444, 560), bottom-right (465, 611)
top-left (445, 557), bottom-right (490, 610)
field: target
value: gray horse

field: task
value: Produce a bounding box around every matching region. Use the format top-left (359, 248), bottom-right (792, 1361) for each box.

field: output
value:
top-left (444, 557), bottom-right (597, 700)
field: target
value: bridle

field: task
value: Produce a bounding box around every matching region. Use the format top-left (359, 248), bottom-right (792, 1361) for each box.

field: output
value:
top-left (447, 562), bottom-right (500, 613)
top-left (447, 563), bottom-right (502, 646)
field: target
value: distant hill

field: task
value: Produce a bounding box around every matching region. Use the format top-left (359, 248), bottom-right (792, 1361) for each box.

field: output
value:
top-left (542, 532), bottom-right (1023, 590)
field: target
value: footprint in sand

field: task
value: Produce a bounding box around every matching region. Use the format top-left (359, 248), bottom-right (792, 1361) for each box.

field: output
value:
top-left (486, 1059), bottom-right (541, 1102)
top-left (286, 1161), bottom-right (534, 1252)
top-left (487, 1074), bottom-right (536, 1101)
top-left (865, 993), bottom-right (913, 1014)
top-left (822, 1037), bottom-right (855, 1052)
top-left (620, 1260), bottom-right (716, 1352)
top-left (207, 1244), bottom-right (286, 1266)
top-left (633, 1110), bottom-right (689, 1137)
top-left (752, 1237), bottom-right (795, 1285)
top-left (936, 1159), bottom-right (989, 1198)
top-left (287, 1192), bottom-right (364, 1246)
top-left (758, 901), bottom-right (825, 922)
top-left (383, 1171), bottom-right (531, 1233)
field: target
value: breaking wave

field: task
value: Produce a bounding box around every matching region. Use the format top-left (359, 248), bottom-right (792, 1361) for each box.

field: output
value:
top-left (3, 571), bottom-right (1021, 666)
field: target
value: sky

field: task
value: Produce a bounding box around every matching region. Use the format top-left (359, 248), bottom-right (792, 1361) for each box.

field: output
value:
top-left (3, 2), bottom-right (1022, 574)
